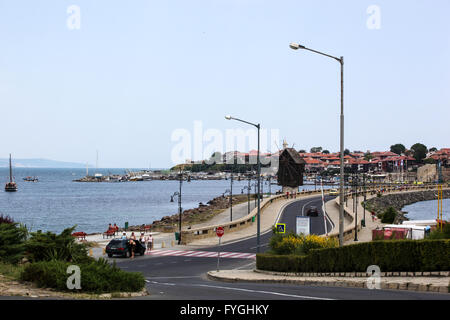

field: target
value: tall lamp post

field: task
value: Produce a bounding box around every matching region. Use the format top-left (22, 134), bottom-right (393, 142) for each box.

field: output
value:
top-left (225, 115), bottom-right (261, 253)
top-left (170, 170), bottom-right (183, 245)
top-left (289, 42), bottom-right (345, 247)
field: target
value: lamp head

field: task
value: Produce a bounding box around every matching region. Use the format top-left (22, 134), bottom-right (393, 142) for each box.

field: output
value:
top-left (225, 115), bottom-right (232, 120)
top-left (289, 42), bottom-right (305, 50)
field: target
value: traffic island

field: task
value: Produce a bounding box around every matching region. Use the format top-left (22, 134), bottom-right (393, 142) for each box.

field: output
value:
top-left (206, 269), bottom-right (449, 294)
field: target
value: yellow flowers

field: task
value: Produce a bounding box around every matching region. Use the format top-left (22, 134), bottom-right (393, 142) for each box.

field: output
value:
top-left (270, 232), bottom-right (338, 255)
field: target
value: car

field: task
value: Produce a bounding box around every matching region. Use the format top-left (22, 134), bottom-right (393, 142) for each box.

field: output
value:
top-left (306, 206), bottom-right (319, 217)
top-left (105, 239), bottom-right (146, 258)
top-left (328, 189), bottom-right (339, 196)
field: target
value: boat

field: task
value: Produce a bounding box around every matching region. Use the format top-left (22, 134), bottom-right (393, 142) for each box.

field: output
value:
top-left (5, 154), bottom-right (17, 192)
top-left (23, 176), bottom-right (38, 182)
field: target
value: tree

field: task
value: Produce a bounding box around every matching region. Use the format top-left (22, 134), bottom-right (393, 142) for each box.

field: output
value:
top-left (344, 149), bottom-right (350, 155)
top-left (390, 143), bottom-right (406, 155)
top-left (322, 150), bottom-right (330, 154)
top-left (298, 149), bottom-right (306, 153)
top-left (410, 143), bottom-right (428, 163)
top-left (429, 147), bottom-right (438, 152)
top-left (310, 147), bottom-right (322, 153)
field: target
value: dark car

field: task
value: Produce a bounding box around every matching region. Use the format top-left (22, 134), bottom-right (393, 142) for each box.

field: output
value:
top-left (306, 206), bottom-right (319, 217)
top-left (105, 239), bottom-right (146, 258)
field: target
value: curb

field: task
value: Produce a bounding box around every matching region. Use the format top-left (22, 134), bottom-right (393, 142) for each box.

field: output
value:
top-left (206, 270), bottom-right (450, 294)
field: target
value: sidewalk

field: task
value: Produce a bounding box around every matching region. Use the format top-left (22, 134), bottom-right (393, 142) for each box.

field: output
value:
top-left (207, 270), bottom-right (450, 294)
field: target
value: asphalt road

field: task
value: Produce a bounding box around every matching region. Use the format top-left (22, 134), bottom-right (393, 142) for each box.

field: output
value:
top-left (112, 195), bottom-right (449, 301)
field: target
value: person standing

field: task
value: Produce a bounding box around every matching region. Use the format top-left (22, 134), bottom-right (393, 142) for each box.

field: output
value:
top-left (147, 234), bottom-right (153, 251)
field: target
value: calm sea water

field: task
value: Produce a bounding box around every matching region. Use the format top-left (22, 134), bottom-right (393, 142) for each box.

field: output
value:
top-left (0, 168), bottom-right (316, 234)
top-left (402, 199), bottom-right (449, 221)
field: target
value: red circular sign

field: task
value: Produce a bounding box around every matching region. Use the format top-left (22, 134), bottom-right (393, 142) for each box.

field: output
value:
top-left (216, 227), bottom-right (224, 237)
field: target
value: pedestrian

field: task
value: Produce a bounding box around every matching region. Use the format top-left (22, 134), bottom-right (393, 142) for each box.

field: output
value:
top-left (147, 234), bottom-right (153, 251)
top-left (121, 232), bottom-right (127, 240)
top-left (129, 238), bottom-right (136, 259)
top-left (130, 232), bottom-right (136, 240)
top-left (139, 232), bottom-right (144, 243)
top-left (113, 223), bottom-right (119, 235)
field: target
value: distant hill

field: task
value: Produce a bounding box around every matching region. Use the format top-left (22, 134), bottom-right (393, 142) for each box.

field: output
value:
top-left (0, 158), bottom-right (87, 168)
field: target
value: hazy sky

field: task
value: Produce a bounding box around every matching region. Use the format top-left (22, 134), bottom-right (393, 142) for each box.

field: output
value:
top-left (1, 1), bottom-right (449, 168)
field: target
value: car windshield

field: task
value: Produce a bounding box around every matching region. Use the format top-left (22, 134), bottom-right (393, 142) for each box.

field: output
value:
top-left (109, 240), bottom-right (125, 246)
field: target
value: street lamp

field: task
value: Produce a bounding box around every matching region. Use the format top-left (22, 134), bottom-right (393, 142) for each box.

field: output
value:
top-left (290, 42), bottom-right (345, 247)
top-left (170, 171), bottom-right (183, 245)
top-left (225, 115), bottom-right (261, 253)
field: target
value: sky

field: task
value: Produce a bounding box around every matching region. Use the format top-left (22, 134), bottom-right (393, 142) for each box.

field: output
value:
top-left (0, 0), bottom-right (449, 168)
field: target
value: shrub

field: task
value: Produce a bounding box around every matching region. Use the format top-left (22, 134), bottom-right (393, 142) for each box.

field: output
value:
top-left (257, 239), bottom-right (450, 272)
top-left (25, 226), bottom-right (91, 263)
top-left (381, 207), bottom-right (397, 224)
top-left (0, 222), bottom-right (28, 264)
top-left (268, 228), bottom-right (338, 255)
top-left (20, 259), bottom-right (145, 294)
top-left (0, 214), bottom-right (15, 224)
top-left (428, 223), bottom-right (450, 239)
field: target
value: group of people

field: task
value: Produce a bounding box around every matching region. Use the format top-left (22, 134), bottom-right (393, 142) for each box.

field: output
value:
top-left (107, 223), bottom-right (120, 235)
top-left (120, 231), bottom-right (154, 258)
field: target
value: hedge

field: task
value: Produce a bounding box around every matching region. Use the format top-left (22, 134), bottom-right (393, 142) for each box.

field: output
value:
top-left (257, 240), bottom-right (450, 272)
top-left (20, 259), bottom-right (146, 294)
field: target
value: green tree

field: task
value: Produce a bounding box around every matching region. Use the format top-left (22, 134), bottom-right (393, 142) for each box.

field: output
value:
top-left (310, 147), bottom-right (322, 153)
top-left (0, 215), bottom-right (28, 264)
top-left (390, 143), bottom-right (406, 155)
top-left (344, 149), bottom-right (350, 155)
top-left (429, 147), bottom-right (438, 152)
top-left (322, 150), bottom-right (330, 154)
top-left (410, 143), bottom-right (428, 163)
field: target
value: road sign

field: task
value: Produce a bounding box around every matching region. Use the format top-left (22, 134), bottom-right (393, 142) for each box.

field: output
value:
top-left (296, 216), bottom-right (310, 235)
top-left (276, 223), bottom-right (286, 234)
top-left (216, 226), bottom-right (224, 237)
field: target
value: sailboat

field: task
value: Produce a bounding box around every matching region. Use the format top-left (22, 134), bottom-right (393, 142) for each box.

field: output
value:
top-left (5, 154), bottom-right (17, 192)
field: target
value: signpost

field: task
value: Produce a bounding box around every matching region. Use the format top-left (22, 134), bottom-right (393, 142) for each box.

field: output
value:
top-left (296, 216), bottom-right (311, 235)
top-left (216, 227), bottom-right (224, 272)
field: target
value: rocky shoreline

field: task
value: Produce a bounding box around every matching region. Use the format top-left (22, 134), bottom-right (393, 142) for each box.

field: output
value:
top-left (124, 194), bottom-right (253, 233)
top-left (365, 189), bottom-right (450, 224)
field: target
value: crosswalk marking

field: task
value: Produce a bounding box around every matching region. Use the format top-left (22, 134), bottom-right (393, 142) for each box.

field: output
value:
top-left (145, 249), bottom-right (256, 259)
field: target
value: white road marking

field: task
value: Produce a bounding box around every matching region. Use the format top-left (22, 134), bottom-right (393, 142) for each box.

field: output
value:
top-left (196, 284), bottom-right (335, 300)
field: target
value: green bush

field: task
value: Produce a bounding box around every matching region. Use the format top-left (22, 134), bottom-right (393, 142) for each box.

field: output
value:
top-left (0, 222), bottom-right (28, 264)
top-left (257, 240), bottom-right (450, 272)
top-left (20, 259), bottom-right (145, 294)
top-left (25, 226), bottom-right (91, 263)
top-left (380, 207), bottom-right (397, 224)
top-left (268, 229), bottom-right (338, 255)
top-left (427, 224), bottom-right (450, 240)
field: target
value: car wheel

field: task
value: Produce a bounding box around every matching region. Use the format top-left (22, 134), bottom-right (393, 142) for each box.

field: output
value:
top-left (108, 253), bottom-right (113, 258)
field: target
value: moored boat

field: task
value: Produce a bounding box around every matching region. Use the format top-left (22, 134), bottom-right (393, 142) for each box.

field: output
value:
top-left (5, 154), bottom-right (17, 192)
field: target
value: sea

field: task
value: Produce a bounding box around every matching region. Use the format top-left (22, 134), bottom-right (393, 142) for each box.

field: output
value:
top-left (0, 168), bottom-right (327, 234)
top-left (402, 199), bottom-right (449, 221)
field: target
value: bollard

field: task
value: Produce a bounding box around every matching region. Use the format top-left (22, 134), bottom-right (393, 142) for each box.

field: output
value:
top-left (89, 249), bottom-right (93, 257)
top-left (161, 241), bottom-right (165, 248)
top-left (171, 240), bottom-right (175, 247)
top-left (102, 248), bottom-right (106, 255)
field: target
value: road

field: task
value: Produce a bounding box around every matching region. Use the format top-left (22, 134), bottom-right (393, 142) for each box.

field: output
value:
top-left (112, 195), bottom-right (449, 300)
